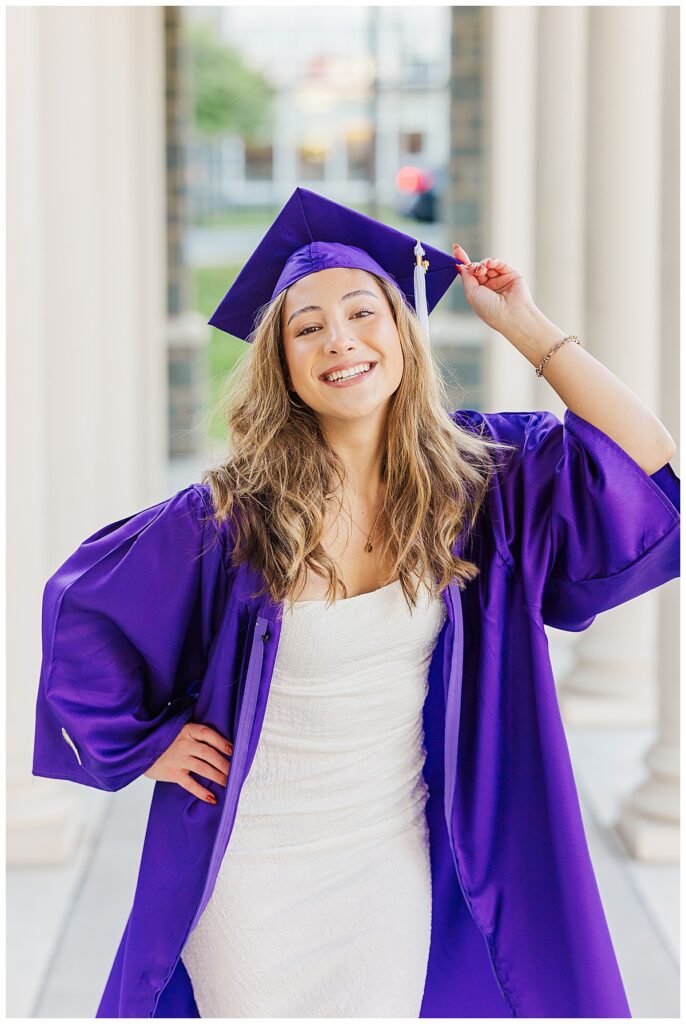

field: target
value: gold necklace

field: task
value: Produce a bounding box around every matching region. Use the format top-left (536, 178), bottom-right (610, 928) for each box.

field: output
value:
top-left (348, 504), bottom-right (383, 553)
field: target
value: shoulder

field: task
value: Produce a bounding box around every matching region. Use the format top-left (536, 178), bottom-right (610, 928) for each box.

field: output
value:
top-left (450, 407), bottom-right (563, 447)
top-left (79, 482), bottom-right (206, 530)
top-left (59, 483), bottom-right (221, 569)
top-left (185, 482), bottom-right (218, 525)
top-left (136, 482), bottom-right (219, 528)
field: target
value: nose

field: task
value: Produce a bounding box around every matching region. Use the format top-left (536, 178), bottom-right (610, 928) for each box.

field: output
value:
top-left (323, 313), bottom-right (359, 352)
top-left (324, 337), bottom-right (357, 355)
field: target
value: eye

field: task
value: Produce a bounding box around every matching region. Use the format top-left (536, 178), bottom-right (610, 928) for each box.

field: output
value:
top-left (296, 307), bottom-right (375, 337)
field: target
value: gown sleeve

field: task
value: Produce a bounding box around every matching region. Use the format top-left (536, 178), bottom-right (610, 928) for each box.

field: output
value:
top-left (32, 484), bottom-right (229, 792)
top-left (457, 407), bottom-right (680, 631)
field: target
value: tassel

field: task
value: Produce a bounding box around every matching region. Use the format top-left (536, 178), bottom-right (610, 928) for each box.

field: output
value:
top-left (413, 239), bottom-right (430, 348)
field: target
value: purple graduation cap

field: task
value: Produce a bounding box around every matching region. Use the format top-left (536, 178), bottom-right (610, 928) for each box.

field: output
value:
top-left (207, 186), bottom-right (462, 346)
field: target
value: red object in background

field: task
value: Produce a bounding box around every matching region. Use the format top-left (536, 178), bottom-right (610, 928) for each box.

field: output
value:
top-left (395, 165), bottom-right (434, 194)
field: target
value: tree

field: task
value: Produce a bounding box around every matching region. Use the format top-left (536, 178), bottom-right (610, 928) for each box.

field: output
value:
top-left (186, 20), bottom-right (274, 142)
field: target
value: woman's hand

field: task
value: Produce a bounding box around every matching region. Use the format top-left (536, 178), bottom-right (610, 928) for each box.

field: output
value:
top-left (144, 722), bottom-right (233, 804)
top-left (453, 242), bottom-right (537, 335)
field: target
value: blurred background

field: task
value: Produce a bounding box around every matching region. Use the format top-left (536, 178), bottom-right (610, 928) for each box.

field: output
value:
top-left (6, 4), bottom-right (680, 1017)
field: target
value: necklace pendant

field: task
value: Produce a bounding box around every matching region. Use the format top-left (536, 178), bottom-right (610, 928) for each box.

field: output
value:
top-left (365, 540), bottom-right (373, 553)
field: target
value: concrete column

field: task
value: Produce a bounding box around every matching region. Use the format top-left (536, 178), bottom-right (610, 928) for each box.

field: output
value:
top-left (533, 7), bottom-right (587, 414)
top-left (616, 6), bottom-right (680, 862)
top-left (165, 7), bottom-right (209, 456)
top-left (616, 579), bottom-right (680, 860)
top-left (485, 6), bottom-right (538, 409)
top-left (447, 6), bottom-right (490, 320)
top-left (6, 5), bottom-right (82, 866)
top-left (7, 6), bottom-right (167, 866)
top-left (531, 7), bottom-right (589, 668)
top-left (556, 6), bottom-right (665, 726)
top-left (558, 600), bottom-right (658, 727)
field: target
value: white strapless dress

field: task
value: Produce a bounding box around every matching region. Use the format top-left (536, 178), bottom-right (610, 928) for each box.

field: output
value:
top-left (180, 577), bottom-right (447, 1018)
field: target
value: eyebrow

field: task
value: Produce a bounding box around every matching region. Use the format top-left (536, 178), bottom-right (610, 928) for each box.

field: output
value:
top-left (286, 289), bottom-right (379, 327)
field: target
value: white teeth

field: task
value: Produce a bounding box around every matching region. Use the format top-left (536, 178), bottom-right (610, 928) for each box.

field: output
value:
top-left (324, 362), bottom-right (372, 383)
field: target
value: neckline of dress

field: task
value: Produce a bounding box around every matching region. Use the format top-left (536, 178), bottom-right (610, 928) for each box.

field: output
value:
top-left (290, 577), bottom-right (402, 607)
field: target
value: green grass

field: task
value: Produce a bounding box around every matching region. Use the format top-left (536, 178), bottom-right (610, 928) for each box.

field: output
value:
top-left (195, 206), bottom-right (280, 229)
top-left (192, 263), bottom-right (247, 441)
top-left (194, 202), bottom-right (412, 232)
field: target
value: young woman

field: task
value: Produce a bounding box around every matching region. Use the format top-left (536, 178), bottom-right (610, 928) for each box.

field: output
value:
top-left (33, 188), bottom-right (680, 1018)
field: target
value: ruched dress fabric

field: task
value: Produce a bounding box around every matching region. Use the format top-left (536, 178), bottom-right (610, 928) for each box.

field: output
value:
top-left (180, 577), bottom-right (448, 1018)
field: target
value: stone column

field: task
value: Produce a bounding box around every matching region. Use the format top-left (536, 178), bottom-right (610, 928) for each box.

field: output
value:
top-left (533, 6), bottom-right (587, 413)
top-left (7, 6), bottom-right (167, 866)
top-left (531, 7), bottom-right (590, 668)
top-left (447, 6), bottom-right (490, 321)
top-left (6, 6), bottom-right (81, 866)
top-left (615, 5), bottom-right (680, 862)
top-left (555, 6), bottom-right (665, 727)
top-left (165, 7), bottom-right (210, 456)
top-left (485, 6), bottom-right (538, 409)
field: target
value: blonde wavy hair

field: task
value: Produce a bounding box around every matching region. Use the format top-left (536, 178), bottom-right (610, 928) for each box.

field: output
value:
top-left (201, 271), bottom-right (517, 612)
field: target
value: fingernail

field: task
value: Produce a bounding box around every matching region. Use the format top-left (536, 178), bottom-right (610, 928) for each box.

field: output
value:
top-left (225, 744), bottom-right (232, 753)
top-left (207, 794), bottom-right (217, 803)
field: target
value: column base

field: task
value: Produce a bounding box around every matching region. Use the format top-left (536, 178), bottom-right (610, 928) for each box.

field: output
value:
top-left (559, 688), bottom-right (657, 727)
top-left (7, 779), bottom-right (83, 866)
top-left (614, 809), bottom-right (679, 863)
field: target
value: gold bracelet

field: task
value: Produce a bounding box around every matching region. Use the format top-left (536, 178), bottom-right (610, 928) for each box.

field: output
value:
top-left (535, 335), bottom-right (581, 378)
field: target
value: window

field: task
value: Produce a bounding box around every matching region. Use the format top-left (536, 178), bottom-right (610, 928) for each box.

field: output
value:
top-left (297, 142), bottom-right (326, 180)
top-left (244, 144), bottom-right (274, 181)
top-left (400, 131), bottom-right (424, 155)
top-left (346, 130), bottom-right (373, 181)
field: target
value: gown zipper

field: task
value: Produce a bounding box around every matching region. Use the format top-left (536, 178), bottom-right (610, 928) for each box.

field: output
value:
top-left (149, 611), bottom-right (271, 1017)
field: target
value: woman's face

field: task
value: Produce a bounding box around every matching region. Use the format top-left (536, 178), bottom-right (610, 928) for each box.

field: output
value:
top-left (281, 267), bottom-right (404, 423)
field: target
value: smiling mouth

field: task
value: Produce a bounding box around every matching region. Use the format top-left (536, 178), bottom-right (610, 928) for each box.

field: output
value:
top-left (320, 362), bottom-right (378, 386)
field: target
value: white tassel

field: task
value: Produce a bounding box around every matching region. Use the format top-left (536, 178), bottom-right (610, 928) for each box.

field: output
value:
top-left (413, 239), bottom-right (430, 349)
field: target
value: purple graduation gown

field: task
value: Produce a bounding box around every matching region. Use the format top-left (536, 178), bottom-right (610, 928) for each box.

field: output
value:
top-left (32, 408), bottom-right (680, 1018)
